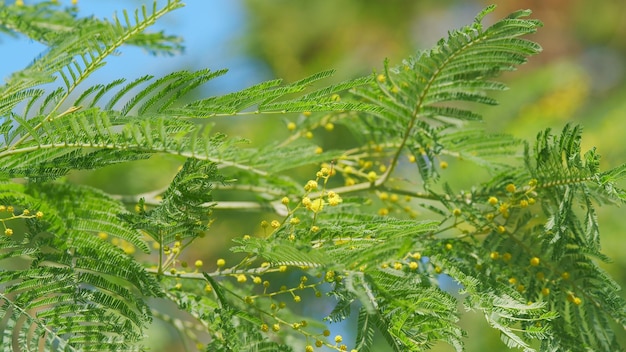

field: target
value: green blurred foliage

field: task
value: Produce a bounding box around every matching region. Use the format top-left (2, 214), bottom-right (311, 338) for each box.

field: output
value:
top-left (243, 0), bottom-right (421, 81)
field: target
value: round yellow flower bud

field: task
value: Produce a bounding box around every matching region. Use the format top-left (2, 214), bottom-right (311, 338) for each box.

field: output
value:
top-left (367, 171), bottom-right (378, 182)
top-left (309, 199), bottom-right (324, 213)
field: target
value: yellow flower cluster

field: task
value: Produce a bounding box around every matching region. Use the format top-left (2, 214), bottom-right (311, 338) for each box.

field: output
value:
top-left (1, 206), bottom-right (45, 238)
top-left (484, 179), bottom-right (539, 235)
top-left (302, 197), bottom-right (323, 213)
top-left (327, 191), bottom-right (342, 206)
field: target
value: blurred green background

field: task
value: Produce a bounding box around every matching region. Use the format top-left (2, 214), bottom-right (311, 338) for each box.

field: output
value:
top-left (5, 0), bottom-right (625, 350)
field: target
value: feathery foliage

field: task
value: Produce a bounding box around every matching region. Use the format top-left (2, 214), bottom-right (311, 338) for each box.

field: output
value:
top-left (0, 2), bottom-right (624, 352)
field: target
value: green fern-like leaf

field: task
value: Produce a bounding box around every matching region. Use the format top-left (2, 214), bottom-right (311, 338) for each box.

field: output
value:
top-left (121, 158), bottom-right (223, 246)
top-left (0, 0), bottom-right (184, 119)
top-left (355, 306), bottom-right (376, 352)
top-left (0, 1), bottom-right (183, 54)
top-left (349, 5), bottom-right (542, 182)
top-left (528, 124), bottom-right (625, 253)
top-left (440, 124), bottom-right (626, 351)
top-left (0, 183), bottom-right (161, 351)
top-left (2, 2), bottom-right (625, 351)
